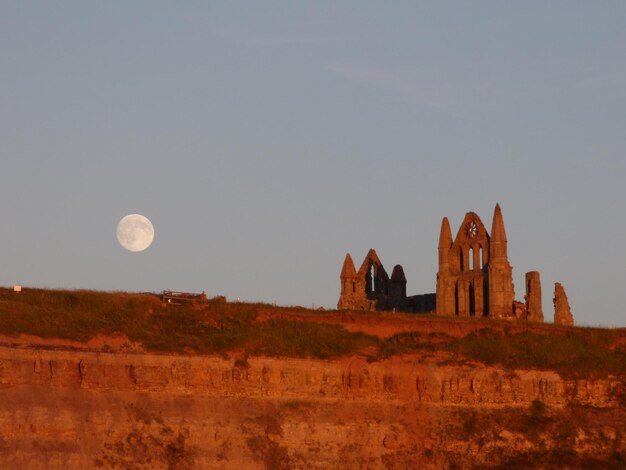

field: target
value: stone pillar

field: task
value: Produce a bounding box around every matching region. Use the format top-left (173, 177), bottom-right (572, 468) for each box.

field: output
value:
top-left (487, 204), bottom-right (515, 318)
top-left (553, 282), bottom-right (574, 326)
top-left (457, 280), bottom-right (469, 317)
top-left (474, 275), bottom-right (485, 317)
top-left (338, 253), bottom-right (357, 310)
top-left (436, 217), bottom-right (455, 315)
top-left (525, 271), bottom-right (544, 322)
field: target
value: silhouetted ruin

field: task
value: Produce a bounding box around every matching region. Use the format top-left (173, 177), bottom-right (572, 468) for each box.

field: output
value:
top-left (337, 249), bottom-right (435, 313)
top-left (338, 204), bottom-right (572, 324)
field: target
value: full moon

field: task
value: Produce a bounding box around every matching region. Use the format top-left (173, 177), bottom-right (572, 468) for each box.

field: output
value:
top-left (116, 214), bottom-right (154, 252)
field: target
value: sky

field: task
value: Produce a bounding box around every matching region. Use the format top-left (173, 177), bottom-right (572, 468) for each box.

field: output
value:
top-left (1, 2), bottom-right (625, 327)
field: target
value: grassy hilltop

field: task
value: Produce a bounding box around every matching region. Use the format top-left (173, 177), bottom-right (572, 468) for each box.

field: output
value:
top-left (0, 287), bottom-right (625, 379)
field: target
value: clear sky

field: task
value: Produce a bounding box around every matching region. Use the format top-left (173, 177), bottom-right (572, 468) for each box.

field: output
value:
top-left (2, 2), bottom-right (625, 327)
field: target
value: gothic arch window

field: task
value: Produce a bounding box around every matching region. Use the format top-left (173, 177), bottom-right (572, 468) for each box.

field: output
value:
top-left (459, 248), bottom-right (464, 272)
top-left (369, 264), bottom-right (376, 293)
top-left (469, 247), bottom-right (474, 270)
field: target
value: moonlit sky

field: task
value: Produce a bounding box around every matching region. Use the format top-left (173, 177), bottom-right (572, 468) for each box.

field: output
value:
top-left (2, 2), bottom-right (625, 326)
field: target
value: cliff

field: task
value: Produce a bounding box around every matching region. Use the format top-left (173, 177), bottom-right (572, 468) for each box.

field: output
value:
top-left (0, 343), bottom-right (624, 469)
top-left (0, 288), bottom-right (624, 468)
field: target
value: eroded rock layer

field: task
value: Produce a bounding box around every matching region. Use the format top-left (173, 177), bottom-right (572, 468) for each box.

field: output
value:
top-left (0, 346), bottom-right (624, 469)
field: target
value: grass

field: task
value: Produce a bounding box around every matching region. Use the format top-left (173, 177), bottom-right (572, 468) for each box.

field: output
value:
top-left (0, 287), bottom-right (378, 360)
top-left (441, 328), bottom-right (626, 378)
top-left (0, 287), bottom-right (625, 378)
top-left (377, 325), bottom-right (626, 378)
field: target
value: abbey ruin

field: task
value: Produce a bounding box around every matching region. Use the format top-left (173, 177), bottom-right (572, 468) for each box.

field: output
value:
top-left (338, 204), bottom-right (573, 324)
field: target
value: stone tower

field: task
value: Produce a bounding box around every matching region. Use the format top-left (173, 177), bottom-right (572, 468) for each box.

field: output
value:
top-left (436, 204), bottom-right (515, 318)
top-left (487, 204), bottom-right (515, 318)
top-left (553, 282), bottom-right (574, 326)
top-left (436, 217), bottom-right (455, 316)
top-left (525, 271), bottom-right (544, 322)
top-left (389, 265), bottom-right (407, 299)
top-left (338, 253), bottom-right (357, 310)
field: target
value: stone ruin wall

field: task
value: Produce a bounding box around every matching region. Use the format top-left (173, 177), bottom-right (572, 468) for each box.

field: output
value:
top-left (554, 282), bottom-right (574, 326)
top-left (339, 204), bottom-right (573, 325)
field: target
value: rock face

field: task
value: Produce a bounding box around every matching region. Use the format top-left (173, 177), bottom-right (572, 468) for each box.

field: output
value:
top-left (554, 282), bottom-right (574, 326)
top-left (0, 344), bottom-right (623, 468)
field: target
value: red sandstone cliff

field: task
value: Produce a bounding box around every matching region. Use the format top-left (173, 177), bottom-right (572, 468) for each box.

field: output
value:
top-left (0, 343), bottom-right (624, 469)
